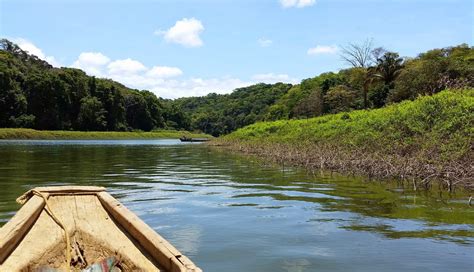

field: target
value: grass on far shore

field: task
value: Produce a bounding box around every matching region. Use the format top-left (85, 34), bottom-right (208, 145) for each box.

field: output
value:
top-left (0, 128), bottom-right (211, 140)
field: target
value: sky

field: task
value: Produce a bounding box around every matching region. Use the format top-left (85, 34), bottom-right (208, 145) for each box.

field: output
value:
top-left (0, 0), bottom-right (472, 98)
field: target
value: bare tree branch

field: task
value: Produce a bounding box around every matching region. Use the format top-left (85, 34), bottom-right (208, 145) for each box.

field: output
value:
top-left (340, 39), bottom-right (375, 68)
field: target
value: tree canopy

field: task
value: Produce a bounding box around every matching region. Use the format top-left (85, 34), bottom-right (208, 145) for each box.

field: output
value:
top-left (0, 39), bottom-right (183, 132)
top-left (1, 39), bottom-right (472, 136)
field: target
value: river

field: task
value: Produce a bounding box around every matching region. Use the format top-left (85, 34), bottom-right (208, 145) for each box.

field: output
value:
top-left (0, 140), bottom-right (472, 271)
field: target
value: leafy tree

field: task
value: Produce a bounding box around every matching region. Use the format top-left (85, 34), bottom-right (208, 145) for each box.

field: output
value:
top-left (369, 85), bottom-right (390, 108)
top-left (324, 85), bottom-right (357, 113)
top-left (265, 104), bottom-right (288, 121)
top-left (142, 90), bottom-right (165, 129)
top-left (1, 39), bottom-right (472, 136)
top-left (162, 102), bottom-right (190, 130)
top-left (373, 52), bottom-right (404, 87)
top-left (77, 96), bottom-right (107, 131)
top-left (292, 88), bottom-right (324, 118)
top-left (95, 83), bottom-right (126, 131)
top-left (172, 83), bottom-right (291, 135)
top-left (24, 73), bottom-right (63, 129)
top-left (389, 44), bottom-right (473, 103)
top-left (0, 72), bottom-right (27, 126)
top-left (124, 92), bottom-right (153, 131)
top-left (0, 39), bottom-right (186, 132)
top-left (340, 39), bottom-right (377, 108)
top-left (367, 52), bottom-right (404, 107)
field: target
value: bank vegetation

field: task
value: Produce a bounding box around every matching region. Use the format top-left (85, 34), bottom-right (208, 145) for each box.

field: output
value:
top-left (0, 128), bottom-right (210, 140)
top-left (215, 90), bottom-right (474, 190)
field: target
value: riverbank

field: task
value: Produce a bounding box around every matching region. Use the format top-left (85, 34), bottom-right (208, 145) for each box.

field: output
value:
top-left (0, 128), bottom-right (211, 140)
top-left (213, 89), bottom-right (474, 190)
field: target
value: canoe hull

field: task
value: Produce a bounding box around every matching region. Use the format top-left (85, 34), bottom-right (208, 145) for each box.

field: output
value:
top-left (179, 138), bottom-right (209, 142)
top-left (0, 186), bottom-right (201, 272)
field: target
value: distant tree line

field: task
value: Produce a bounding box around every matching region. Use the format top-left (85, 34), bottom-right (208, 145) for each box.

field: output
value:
top-left (1, 38), bottom-right (472, 136)
top-left (0, 39), bottom-right (189, 131)
top-left (172, 83), bottom-right (292, 136)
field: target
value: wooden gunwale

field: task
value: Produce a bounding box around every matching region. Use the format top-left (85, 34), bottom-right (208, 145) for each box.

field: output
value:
top-left (0, 194), bottom-right (46, 263)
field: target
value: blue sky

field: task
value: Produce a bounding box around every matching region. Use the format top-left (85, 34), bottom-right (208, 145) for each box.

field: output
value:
top-left (1, 0), bottom-right (472, 98)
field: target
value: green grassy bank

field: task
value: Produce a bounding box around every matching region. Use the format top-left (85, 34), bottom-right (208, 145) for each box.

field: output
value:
top-left (0, 128), bottom-right (211, 140)
top-left (216, 89), bottom-right (474, 189)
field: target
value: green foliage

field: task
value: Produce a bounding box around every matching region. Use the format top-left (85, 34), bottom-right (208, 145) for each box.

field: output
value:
top-left (268, 44), bottom-right (472, 120)
top-left (225, 90), bottom-right (474, 162)
top-left (171, 83), bottom-right (292, 136)
top-left (77, 96), bottom-right (107, 131)
top-left (389, 44), bottom-right (474, 103)
top-left (1, 38), bottom-right (472, 138)
top-left (268, 72), bottom-right (345, 120)
top-left (0, 128), bottom-right (211, 140)
top-left (161, 102), bottom-right (191, 130)
top-left (292, 88), bottom-right (324, 118)
top-left (324, 85), bottom-right (357, 113)
top-left (0, 39), bottom-right (185, 132)
top-left (373, 52), bottom-right (404, 87)
top-left (0, 69), bottom-right (33, 127)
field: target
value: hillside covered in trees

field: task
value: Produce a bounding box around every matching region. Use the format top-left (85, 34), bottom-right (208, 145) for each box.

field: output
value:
top-left (1, 38), bottom-right (473, 136)
top-left (171, 42), bottom-right (473, 135)
top-left (171, 83), bottom-right (292, 136)
top-left (0, 39), bottom-right (189, 132)
top-left (261, 42), bottom-right (473, 120)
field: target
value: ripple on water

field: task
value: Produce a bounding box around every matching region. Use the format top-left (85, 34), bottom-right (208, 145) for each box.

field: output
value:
top-left (0, 140), bottom-right (473, 272)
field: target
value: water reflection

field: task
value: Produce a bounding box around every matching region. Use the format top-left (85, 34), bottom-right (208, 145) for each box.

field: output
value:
top-left (0, 140), bottom-right (473, 271)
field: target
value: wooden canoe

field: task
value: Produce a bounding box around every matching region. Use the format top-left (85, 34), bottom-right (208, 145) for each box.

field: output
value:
top-left (0, 186), bottom-right (201, 272)
top-left (179, 137), bottom-right (210, 143)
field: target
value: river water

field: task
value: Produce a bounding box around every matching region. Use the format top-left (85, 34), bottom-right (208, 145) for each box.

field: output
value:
top-left (0, 140), bottom-right (472, 271)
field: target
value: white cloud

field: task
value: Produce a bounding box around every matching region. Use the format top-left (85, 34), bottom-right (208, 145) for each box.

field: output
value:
top-left (70, 54), bottom-right (298, 98)
top-left (69, 51), bottom-right (254, 98)
top-left (307, 45), bottom-right (339, 55)
top-left (149, 77), bottom-right (253, 99)
top-left (252, 73), bottom-right (298, 84)
top-left (156, 18), bottom-right (204, 47)
top-left (9, 37), bottom-right (300, 99)
top-left (258, 38), bottom-right (273, 47)
top-left (12, 38), bottom-right (61, 67)
top-left (107, 58), bottom-right (147, 75)
top-left (280, 0), bottom-right (316, 8)
top-left (71, 52), bottom-right (110, 76)
top-left (146, 66), bottom-right (183, 78)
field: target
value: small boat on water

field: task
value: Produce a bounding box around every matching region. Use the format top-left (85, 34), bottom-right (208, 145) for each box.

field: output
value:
top-left (179, 137), bottom-right (209, 142)
top-left (0, 186), bottom-right (201, 271)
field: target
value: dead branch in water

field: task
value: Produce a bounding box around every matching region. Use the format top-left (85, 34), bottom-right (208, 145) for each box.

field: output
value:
top-left (210, 140), bottom-right (473, 191)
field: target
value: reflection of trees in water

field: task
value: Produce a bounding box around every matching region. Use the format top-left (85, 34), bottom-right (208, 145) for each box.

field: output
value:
top-left (0, 142), bottom-right (472, 244)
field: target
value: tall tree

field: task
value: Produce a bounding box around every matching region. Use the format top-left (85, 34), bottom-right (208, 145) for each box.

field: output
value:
top-left (324, 85), bottom-right (357, 113)
top-left (374, 52), bottom-right (404, 87)
top-left (340, 39), bottom-right (375, 68)
top-left (292, 88), bottom-right (324, 118)
top-left (340, 39), bottom-right (376, 108)
top-left (77, 96), bottom-right (107, 131)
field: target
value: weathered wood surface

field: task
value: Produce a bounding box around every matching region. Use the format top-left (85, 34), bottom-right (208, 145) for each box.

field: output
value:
top-left (98, 192), bottom-right (202, 272)
top-left (0, 186), bottom-right (201, 272)
top-left (27, 185), bottom-right (106, 194)
top-left (0, 194), bottom-right (46, 263)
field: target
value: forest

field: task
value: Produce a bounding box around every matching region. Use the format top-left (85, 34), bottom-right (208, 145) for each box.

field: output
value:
top-left (172, 41), bottom-right (472, 135)
top-left (0, 39), bottom-right (189, 132)
top-left (1, 39), bottom-right (473, 136)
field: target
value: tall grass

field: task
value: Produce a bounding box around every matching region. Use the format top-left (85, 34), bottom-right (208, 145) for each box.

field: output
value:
top-left (218, 89), bottom-right (474, 189)
top-left (0, 128), bottom-right (211, 140)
